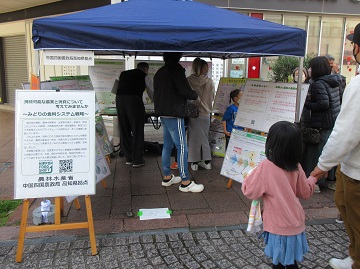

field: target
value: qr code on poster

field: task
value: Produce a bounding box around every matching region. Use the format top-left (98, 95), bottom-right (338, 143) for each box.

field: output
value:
top-left (59, 159), bottom-right (73, 173)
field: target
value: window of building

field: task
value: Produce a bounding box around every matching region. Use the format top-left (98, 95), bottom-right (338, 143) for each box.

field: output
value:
top-left (308, 16), bottom-right (321, 56)
top-left (284, 15), bottom-right (306, 30)
top-left (320, 17), bottom-right (344, 65)
top-left (264, 14), bottom-right (282, 24)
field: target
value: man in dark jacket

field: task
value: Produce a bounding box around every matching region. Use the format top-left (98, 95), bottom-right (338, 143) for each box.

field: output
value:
top-left (154, 52), bottom-right (204, 193)
top-left (116, 62), bottom-right (153, 167)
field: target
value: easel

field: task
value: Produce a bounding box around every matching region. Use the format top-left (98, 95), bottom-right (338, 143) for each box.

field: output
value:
top-left (16, 195), bottom-right (97, 263)
top-left (227, 178), bottom-right (233, 189)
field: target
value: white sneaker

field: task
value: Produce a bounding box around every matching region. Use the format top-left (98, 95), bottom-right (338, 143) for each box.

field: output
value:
top-left (314, 184), bottom-right (321, 193)
top-left (179, 181), bottom-right (204, 193)
top-left (198, 161), bottom-right (211, 170)
top-left (191, 163), bottom-right (198, 171)
top-left (162, 174), bottom-right (182, 187)
top-left (329, 256), bottom-right (353, 269)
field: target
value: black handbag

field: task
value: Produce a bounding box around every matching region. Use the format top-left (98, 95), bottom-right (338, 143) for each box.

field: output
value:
top-left (186, 103), bottom-right (200, 118)
top-left (301, 85), bottom-right (321, 144)
top-left (302, 127), bottom-right (321, 144)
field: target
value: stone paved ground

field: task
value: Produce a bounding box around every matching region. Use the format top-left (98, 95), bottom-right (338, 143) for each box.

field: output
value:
top-left (0, 110), bottom-right (349, 268)
top-left (0, 222), bottom-right (349, 269)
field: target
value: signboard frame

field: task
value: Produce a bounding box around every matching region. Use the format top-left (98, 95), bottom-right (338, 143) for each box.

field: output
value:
top-left (14, 90), bottom-right (96, 199)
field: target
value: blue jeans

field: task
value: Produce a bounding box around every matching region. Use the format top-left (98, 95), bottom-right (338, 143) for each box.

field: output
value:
top-left (161, 117), bottom-right (189, 181)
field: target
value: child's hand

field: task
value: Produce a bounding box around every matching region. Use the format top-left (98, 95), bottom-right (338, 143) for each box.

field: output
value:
top-left (310, 166), bottom-right (328, 181)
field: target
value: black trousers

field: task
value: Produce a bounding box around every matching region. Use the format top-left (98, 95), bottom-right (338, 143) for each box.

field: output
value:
top-left (116, 95), bottom-right (145, 163)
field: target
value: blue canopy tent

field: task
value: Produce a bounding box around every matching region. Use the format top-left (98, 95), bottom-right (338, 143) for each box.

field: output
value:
top-left (32, 0), bottom-right (306, 59)
top-left (31, 0), bottom-right (307, 121)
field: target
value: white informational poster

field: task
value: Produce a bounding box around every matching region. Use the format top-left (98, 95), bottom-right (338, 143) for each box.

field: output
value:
top-left (209, 115), bottom-right (227, 157)
top-left (65, 136), bottom-right (110, 203)
top-left (50, 75), bottom-right (94, 91)
top-left (220, 129), bottom-right (267, 183)
top-left (14, 90), bottom-right (96, 199)
top-left (88, 59), bottom-right (125, 109)
top-left (209, 131), bottom-right (226, 157)
top-left (95, 116), bottom-right (113, 155)
top-left (210, 115), bottom-right (224, 133)
top-left (212, 78), bottom-right (247, 114)
top-left (22, 80), bottom-right (81, 91)
top-left (234, 80), bottom-right (309, 133)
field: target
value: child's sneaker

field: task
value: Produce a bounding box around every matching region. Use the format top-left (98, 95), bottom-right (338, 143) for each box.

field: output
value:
top-left (170, 162), bottom-right (178, 170)
top-left (198, 161), bottom-right (211, 170)
top-left (162, 174), bottom-right (181, 187)
top-left (179, 181), bottom-right (204, 193)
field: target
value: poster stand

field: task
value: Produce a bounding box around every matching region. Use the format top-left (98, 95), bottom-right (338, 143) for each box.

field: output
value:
top-left (227, 179), bottom-right (233, 189)
top-left (16, 195), bottom-right (97, 263)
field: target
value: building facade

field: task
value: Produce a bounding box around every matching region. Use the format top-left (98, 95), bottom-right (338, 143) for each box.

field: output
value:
top-left (0, 0), bottom-right (359, 107)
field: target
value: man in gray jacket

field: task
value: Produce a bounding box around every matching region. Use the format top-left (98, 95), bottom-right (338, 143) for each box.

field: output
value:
top-left (311, 23), bottom-right (360, 269)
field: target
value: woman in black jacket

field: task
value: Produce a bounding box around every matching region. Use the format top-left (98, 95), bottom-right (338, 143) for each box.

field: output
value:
top-left (301, 56), bottom-right (342, 193)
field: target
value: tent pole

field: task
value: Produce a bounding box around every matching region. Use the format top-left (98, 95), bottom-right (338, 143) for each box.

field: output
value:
top-left (34, 50), bottom-right (40, 77)
top-left (295, 57), bottom-right (304, 123)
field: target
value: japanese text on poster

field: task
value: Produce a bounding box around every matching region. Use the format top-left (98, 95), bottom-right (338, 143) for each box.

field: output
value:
top-left (234, 81), bottom-right (309, 133)
top-left (14, 90), bottom-right (96, 199)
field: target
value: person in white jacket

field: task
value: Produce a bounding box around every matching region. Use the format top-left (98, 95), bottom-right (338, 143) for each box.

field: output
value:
top-left (311, 22), bottom-right (360, 269)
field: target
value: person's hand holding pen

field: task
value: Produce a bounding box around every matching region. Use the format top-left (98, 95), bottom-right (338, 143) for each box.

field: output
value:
top-left (224, 131), bottom-right (231, 136)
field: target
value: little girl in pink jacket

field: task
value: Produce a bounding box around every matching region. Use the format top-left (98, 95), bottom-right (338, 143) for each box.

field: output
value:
top-left (242, 121), bottom-right (319, 269)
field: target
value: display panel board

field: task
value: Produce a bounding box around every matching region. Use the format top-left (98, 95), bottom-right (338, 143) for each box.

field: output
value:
top-left (234, 80), bottom-right (309, 133)
top-left (65, 136), bottom-right (110, 203)
top-left (88, 59), bottom-right (125, 109)
top-left (220, 129), bottom-right (266, 183)
top-left (14, 90), bottom-right (96, 199)
top-left (212, 78), bottom-right (247, 114)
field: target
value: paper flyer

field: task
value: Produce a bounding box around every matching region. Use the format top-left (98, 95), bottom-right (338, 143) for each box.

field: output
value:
top-left (138, 208), bottom-right (171, 220)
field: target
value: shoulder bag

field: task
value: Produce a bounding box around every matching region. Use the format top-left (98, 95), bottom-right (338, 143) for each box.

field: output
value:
top-left (301, 86), bottom-right (321, 144)
top-left (185, 102), bottom-right (200, 118)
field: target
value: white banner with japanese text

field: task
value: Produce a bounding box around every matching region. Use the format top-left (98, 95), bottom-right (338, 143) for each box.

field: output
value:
top-left (14, 90), bottom-right (96, 199)
top-left (43, 50), bottom-right (94, 66)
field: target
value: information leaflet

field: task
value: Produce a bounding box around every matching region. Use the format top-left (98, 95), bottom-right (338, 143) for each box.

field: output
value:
top-left (14, 90), bottom-right (96, 199)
